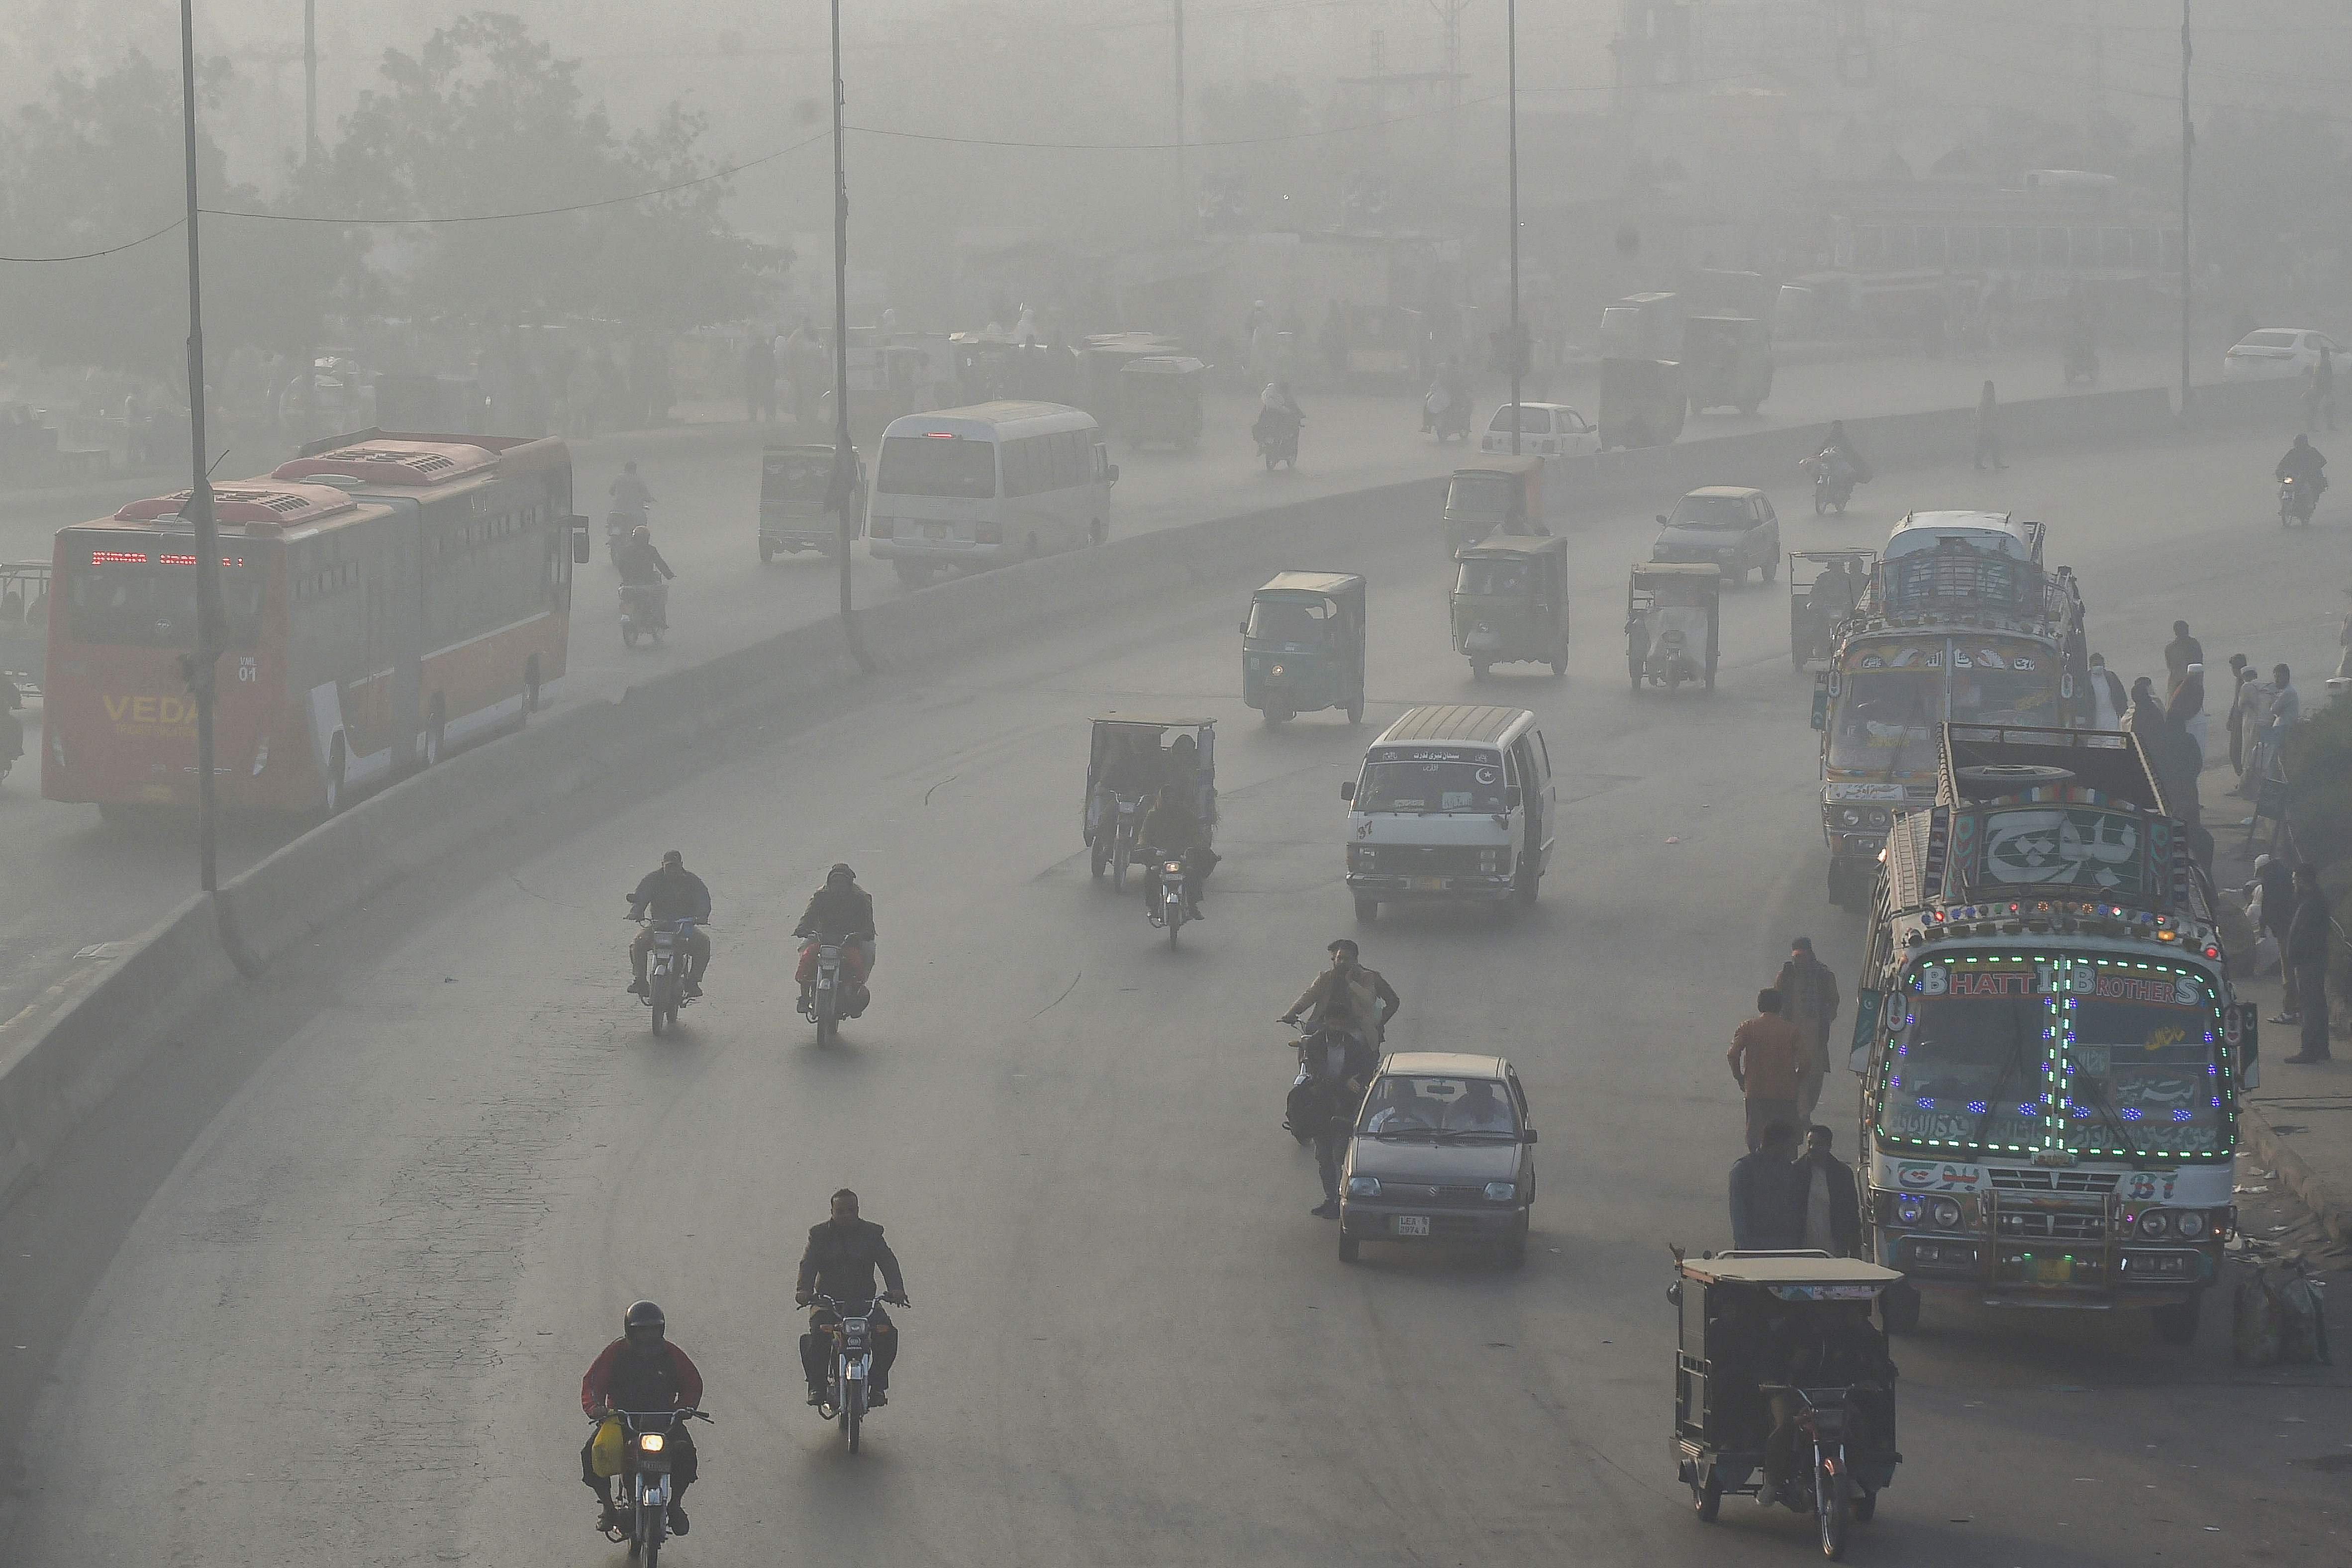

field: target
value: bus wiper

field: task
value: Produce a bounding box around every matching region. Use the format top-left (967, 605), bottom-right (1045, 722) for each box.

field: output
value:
top-left (2072, 1068), bottom-right (2149, 1170)
top-left (1969, 1012), bottom-right (2034, 1153)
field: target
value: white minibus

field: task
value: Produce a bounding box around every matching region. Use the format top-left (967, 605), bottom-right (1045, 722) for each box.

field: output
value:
top-left (866, 401), bottom-right (1117, 585)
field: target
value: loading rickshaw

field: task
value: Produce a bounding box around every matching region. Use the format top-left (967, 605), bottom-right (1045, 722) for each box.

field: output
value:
top-left (1242, 573), bottom-right (1365, 725)
top-left (1453, 537), bottom-right (1569, 680)
top-left (1787, 550), bottom-right (1875, 671)
top-left (0, 561), bottom-right (51, 695)
top-left (1671, 1252), bottom-right (1904, 1560)
top-left (1683, 314), bottom-right (1774, 417)
top-left (1119, 356), bottom-right (1206, 451)
top-left (1442, 455), bottom-right (1546, 558)
top-left (1083, 713), bottom-right (1217, 888)
top-left (1627, 562), bottom-right (1720, 695)
top-left (759, 443), bottom-right (864, 561)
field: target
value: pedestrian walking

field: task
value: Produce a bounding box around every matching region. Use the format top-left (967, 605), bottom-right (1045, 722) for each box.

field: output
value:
top-left (1729, 987), bottom-right (1806, 1153)
top-left (2285, 865), bottom-right (2334, 1064)
top-left (1773, 937), bottom-right (1842, 1120)
top-left (1796, 1126), bottom-right (1862, 1257)
top-left (2225, 654), bottom-right (2253, 773)
top-left (2088, 652), bottom-right (2126, 730)
top-left (1728, 1120), bottom-right (1811, 1252)
top-left (2164, 622), bottom-right (2203, 699)
top-left (1972, 380), bottom-right (2006, 470)
top-left (2167, 663), bottom-right (2208, 771)
top-left (2256, 853), bottom-right (2302, 1024)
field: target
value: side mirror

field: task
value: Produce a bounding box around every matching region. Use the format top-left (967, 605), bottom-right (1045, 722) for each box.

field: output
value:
top-left (1811, 685), bottom-right (1830, 731)
top-left (1522, 1128), bottom-right (1539, 1145)
top-left (1655, 513), bottom-right (1669, 525)
top-left (1339, 780), bottom-right (1356, 802)
top-left (1107, 463), bottom-right (1120, 483)
top-left (1504, 785), bottom-right (1522, 809)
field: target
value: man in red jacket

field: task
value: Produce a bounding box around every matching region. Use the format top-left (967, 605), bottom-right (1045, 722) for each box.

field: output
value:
top-left (580, 1300), bottom-right (704, 1537)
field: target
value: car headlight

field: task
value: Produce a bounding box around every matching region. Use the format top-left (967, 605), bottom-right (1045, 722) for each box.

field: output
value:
top-left (1347, 1176), bottom-right (1380, 1197)
top-left (638, 1432), bottom-right (666, 1453)
top-left (1927, 1197), bottom-right (1964, 1230)
top-left (1840, 807), bottom-right (1863, 827)
top-left (2138, 1210), bottom-right (2173, 1239)
top-left (2173, 1209), bottom-right (2207, 1239)
top-left (1483, 1180), bottom-right (1517, 1201)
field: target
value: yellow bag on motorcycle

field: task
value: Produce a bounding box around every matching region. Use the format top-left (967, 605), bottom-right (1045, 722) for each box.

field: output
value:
top-left (590, 1415), bottom-right (626, 1478)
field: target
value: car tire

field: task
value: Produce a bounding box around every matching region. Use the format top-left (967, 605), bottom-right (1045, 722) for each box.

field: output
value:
top-left (1353, 895), bottom-right (1378, 924)
top-left (1339, 1234), bottom-right (1361, 1264)
top-left (1500, 1215), bottom-right (1528, 1268)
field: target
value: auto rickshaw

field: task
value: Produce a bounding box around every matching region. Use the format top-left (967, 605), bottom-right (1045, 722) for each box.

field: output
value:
top-left (1786, 550), bottom-right (1875, 671)
top-left (1242, 573), bottom-right (1366, 725)
top-left (1083, 714), bottom-right (1217, 886)
top-left (1683, 315), bottom-right (1774, 416)
top-left (0, 561), bottom-right (51, 695)
top-left (1453, 537), bottom-right (1569, 680)
top-left (1670, 1252), bottom-right (1904, 1559)
top-left (1442, 455), bottom-right (1546, 558)
top-left (1627, 563), bottom-right (1720, 695)
top-left (1119, 356), bottom-right (1206, 450)
top-left (1597, 356), bottom-right (1687, 449)
top-left (759, 443), bottom-right (863, 560)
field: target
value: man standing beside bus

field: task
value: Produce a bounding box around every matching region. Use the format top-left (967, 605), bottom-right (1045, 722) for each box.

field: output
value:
top-left (1774, 939), bottom-right (1842, 1120)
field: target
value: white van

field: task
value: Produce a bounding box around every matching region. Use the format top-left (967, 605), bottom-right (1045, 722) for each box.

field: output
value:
top-left (1338, 705), bottom-right (1558, 921)
top-left (865, 401), bottom-right (1117, 585)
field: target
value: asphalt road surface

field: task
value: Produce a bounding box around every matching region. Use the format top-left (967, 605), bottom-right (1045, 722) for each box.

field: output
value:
top-left (3, 422), bottom-right (2347, 1567)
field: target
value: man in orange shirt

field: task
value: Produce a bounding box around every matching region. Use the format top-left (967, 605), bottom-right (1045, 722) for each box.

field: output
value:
top-left (1728, 987), bottom-right (1806, 1153)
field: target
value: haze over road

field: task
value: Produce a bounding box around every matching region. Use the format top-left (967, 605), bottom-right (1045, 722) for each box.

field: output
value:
top-left (2, 420), bottom-right (2346, 1566)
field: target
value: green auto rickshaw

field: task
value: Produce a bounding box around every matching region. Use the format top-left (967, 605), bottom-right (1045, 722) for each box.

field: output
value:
top-left (1453, 536), bottom-right (1570, 681)
top-left (1443, 455), bottom-right (1546, 558)
top-left (1241, 571), bottom-right (1366, 725)
top-left (759, 442), bottom-right (863, 561)
top-left (1120, 356), bottom-right (1206, 450)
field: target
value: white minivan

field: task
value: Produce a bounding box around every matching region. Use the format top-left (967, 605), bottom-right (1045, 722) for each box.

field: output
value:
top-left (865, 401), bottom-right (1117, 585)
top-left (1339, 705), bottom-right (1558, 921)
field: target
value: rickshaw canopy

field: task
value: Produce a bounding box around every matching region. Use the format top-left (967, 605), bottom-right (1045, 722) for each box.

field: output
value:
top-left (1629, 561), bottom-right (1724, 604)
top-left (1677, 1254), bottom-right (1905, 1293)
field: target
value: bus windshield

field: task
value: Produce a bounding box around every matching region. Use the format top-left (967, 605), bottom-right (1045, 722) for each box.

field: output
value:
top-left (1949, 644), bottom-right (2061, 726)
top-left (1831, 668), bottom-right (1942, 774)
top-left (2063, 965), bottom-right (2227, 1157)
top-left (1884, 988), bottom-right (2049, 1152)
top-left (877, 435), bottom-right (996, 499)
top-left (64, 553), bottom-right (265, 650)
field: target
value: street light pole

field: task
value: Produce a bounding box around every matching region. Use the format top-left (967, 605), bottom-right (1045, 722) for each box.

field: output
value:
top-left (178, 0), bottom-right (226, 894)
top-left (1173, 0), bottom-right (1187, 233)
top-left (1507, 0), bottom-right (1522, 458)
top-left (2178, 0), bottom-right (2192, 422)
top-left (830, 0), bottom-right (873, 671)
top-left (303, 0), bottom-right (319, 166)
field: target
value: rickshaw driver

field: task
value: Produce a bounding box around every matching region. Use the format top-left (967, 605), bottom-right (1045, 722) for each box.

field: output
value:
top-left (1759, 1300), bottom-right (1897, 1506)
top-left (1089, 733), bottom-right (1165, 839)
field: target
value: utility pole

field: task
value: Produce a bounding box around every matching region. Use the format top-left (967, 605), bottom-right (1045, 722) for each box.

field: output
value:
top-left (829, 0), bottom-right (873, 671)
top-left (177, 0), bottom-right (225, 895)
top-left (1507, 0), bottom-right (1521, 457)
top-left (2179, 0), bottom-right (2192, 422)
top-left (1429, 0), bottom-right (1469, 171)
top-left (303, 0), bottom-right (319, 165)
top-left (1172, 0), bottom-right (1187, 234)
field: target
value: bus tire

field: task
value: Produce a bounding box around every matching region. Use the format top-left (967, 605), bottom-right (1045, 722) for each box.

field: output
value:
top-left (423, 696), bottom-right (446, 768)
top-left (2153, 1295), bottom-right (2201, 1345)
top-left (323, 736), bottom-right (347, 817)
top-left (1353, 895), bottom-right (1378, 924)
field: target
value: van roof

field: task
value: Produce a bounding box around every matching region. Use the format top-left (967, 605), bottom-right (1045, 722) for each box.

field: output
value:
top-left (1374, 705), bottom-right (1533, 746)
top-left (884, 401), bottom-right (1097, 437)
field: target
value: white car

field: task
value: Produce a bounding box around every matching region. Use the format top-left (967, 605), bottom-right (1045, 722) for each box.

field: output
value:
top-left (1478, 402), bottom-right (1601, 459)
top-left (2223, 328), bottom-right (2345, 381)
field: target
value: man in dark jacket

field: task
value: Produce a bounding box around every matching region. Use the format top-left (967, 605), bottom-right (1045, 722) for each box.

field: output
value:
top-left (1728, 1120), bottom-right (1811, 1250)
top-left (2256, 853), bottom-right (2302, 1024)
top-left (1139, 784), bottom-right (1208, 917)
top-left (795, 863), bottom-right (875, 1015)
top-left (615, 524), bottom-right (675, 631)
top-left (2163, 621), bottom-right (2203, 699)
top-left (1774, 938), bottom-right (1842, 1119)
top-left (627, 850), bottom-right (712, 996)
top-left (796, 1189), bottom-right (910, 1405)
top-left (1797, 1125), bottom-right (1862, 1256)
top-left (2286, 866), bottom-right (2334, 1063)
top-left (580, 1301), bottom-right (704, 1536)
top-left (1293, 1024), bottom-right (1378, 1217)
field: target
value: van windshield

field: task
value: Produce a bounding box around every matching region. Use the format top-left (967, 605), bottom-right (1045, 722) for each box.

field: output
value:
top-left (877, 435), bottom-right (996, 499)
top-left (1356, 757), bottom-right (1507, 814)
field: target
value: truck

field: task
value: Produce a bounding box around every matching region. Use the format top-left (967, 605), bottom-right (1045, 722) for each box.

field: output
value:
top-left (1850, 722), bottom-right (2256, 1343)
top-left (1811, 510), bottom-right (2087, 908)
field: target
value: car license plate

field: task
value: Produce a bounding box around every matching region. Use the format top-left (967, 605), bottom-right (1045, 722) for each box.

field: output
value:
top-left (923, 522), bottom-right (948, 540)
top-left (1394, 1215), bottom-right (1431, 1237)
top-left (1409, 876), bottom-right (1445, 891)
top-left (2032, 1256), bottom-right (2073, 1285)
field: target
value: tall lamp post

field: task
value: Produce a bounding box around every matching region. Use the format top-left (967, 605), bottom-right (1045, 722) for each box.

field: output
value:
top-left (1506, 0), bottom-right (1522, 457)
top-left (829, 0), bottom-right (873, 670)
top-left (2178, 0), bottom-right (2192, 422)
top-left (177, 0), bottom-right (226, 894)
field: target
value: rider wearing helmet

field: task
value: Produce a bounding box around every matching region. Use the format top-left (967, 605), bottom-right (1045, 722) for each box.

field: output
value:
top-left (579, 1300), bottom-right (704, 1536)
top-left (2278, 432), bottom-right (2329, 495)
top-left (795, 863), bottom-right (876, 1017)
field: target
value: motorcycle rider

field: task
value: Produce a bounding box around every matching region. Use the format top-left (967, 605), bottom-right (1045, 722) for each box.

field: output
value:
top-left (1282, 939), bottom-right (1399, 1216)
top-left (795, 1189), bottom-right (910, 1408)
top-left (579, 1300), bottom-right (703, 1537)
top-left (616, 523), bottom-right (675, 630)
top-left (1813, 421), bottom-right (1871, 488)
top-left (627, 849), bottom-right (712, 998)
top-left (2277, 433), bottom-right (2328, 507)
top-left (794, 862), bottom-right (875, 1018)
top-left (1139, 783), bottom-right (1208, 918)
top-left (1254, 380), bottom-right (1304, 458)
top-left (1091, 733), bottom-right (1164, 843)
top-left (608, 460), bottom-right (654, 522)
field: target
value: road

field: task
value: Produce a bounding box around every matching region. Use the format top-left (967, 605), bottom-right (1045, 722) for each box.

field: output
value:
top-left (0, 341), bottom-right (2214, 1027)
top-left (2, 426), bottom-right (2346, 1567)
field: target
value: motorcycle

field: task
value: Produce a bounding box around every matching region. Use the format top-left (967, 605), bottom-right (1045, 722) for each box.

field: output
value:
top-left (1148, 854), bottom-right (1192, 947)
top-left (596, 1407), bottom-right (711, 1565)
top-left (637, 917), bottom-right (699, 1035)
top-left (814, 1294), bottom-right (901, 1454)
top-left (1646, 627), bottom-right (1701, 692)
top-left (1800, 451), bottom-right (1855, 515)
top-left (1759, 1383), bottom-right (1864, 1559)
top-left (1280, 1024), bottom-right (1323, 1145)
top-left (620, 581), bottom-right (669, 649)
top-left (2280, 473), bottom-right (2321, 527)
top-left (797, 935), bottom-right (870, 1045)
top-left (1109, 793), bottom-right (1145, 891)
top-left (1254, 408), bottom-right (1302, 471)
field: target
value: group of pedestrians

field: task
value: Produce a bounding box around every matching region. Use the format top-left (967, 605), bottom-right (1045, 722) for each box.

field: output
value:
top-left (2249, 853), bottom-right (2336, 1065)
top-left (1723, 939), bottom-right (1861, 1253)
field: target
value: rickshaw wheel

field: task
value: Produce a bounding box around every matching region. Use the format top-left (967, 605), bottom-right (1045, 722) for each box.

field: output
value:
top-left (1691, 1469), bottom-right (1722, 1523)
top-left (1345, 700), bottom-right (1363, 725)
top-left (1818, 1465), bottom-right (1851, 1559)
top-left (1090, 836), bottom-right (1110, 881)
top-left (759, 538), bottom-right (776, 564)
top-left (1262, 707), bottom-right (1290, 727)
top-left (1470, 661), bottom-right (1490, 682)
top-left (1550, 655), bottom-right (1568, 679)
top-left (1353, 896), bottom-right (1378, 924)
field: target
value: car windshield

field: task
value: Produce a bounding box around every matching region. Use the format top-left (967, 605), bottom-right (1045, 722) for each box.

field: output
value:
top-left (2242, 331), bottom-right (2299, 349)
top-left (1355, 757), bottom-right (1507, 814)
top-left (1948, 653), bottom-right (2060, 727)
top-left (1669, 495), bottom-right (1754, 530)
top-left (1486, 407), bottom-right (1554, 434)
top-left (1830, 668), bottom-right (1942, 774)
top-left (2062, 965), bottom-right (2226, 1157)
top-left (64, 555), bottom-right (266, 650)
top-left (1456, 558), bottom-right (1532, 596)
top-left (1446, 472), bottom-right (1514, 519)
top-left (1358, 1075), bottom-right (1519, 1137)
top-left (1247, 597), bottom-right (1330, 643)
top-left (876, 434), bottom-right (996, 499)
top-left (1884, 985), bottom-right (2049, 1152)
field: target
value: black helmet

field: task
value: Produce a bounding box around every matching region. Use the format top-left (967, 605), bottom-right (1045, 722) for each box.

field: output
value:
top-left (827, 862), bottom-right (856, 883)
top-left (623, 1300), bottom-right (667, 1347)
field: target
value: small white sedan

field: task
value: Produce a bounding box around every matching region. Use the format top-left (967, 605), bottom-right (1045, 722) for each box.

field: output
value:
top-left (1479, 402), bottom-right (1601, 459)
top-left (2224, 328), bottom-right (2345, 381)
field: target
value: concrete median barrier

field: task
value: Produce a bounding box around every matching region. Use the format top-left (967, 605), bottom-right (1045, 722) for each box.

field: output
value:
top-left (0, 378), bottom-right (2200, 1206)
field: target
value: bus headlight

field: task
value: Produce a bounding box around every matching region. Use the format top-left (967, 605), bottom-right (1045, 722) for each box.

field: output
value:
top-left (1927, 1197), bottom-right (1964, 1230)
top-left (2137, 1210), bottom-right (2173, 1239)
top-left (1840, 807), bottom-right (1862, 827)
top-left (2172, 1209), bottom-right (2207, 1239)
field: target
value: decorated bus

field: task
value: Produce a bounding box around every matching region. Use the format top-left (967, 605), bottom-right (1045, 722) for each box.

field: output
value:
top-left (1811, 510), bottom-right (2087, 908)
top-left (1849, 723), bottom-right (2254, 1342)
top-left (43, 431), bottom-right (584, 818)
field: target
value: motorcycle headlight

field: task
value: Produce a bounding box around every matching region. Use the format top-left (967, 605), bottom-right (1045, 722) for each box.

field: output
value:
top-left (1483, 1180), bottom-right (1517, 1201)
top-left (1163, 860), bottom-right (1184, 874)
top-left (2173, 1209), bottom-right (2207, 1239)
top-left (2138, 1210), bottom-right (2173, 1239)
top-left (1927, 1197), bottom-right (1964, 1230)
top-left (638, 1432), bottom-right (666, 1453)
top-left (1347, 1176), bottom-right (1380, 1197)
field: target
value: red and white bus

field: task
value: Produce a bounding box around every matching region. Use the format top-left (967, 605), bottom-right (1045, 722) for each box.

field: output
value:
top-left (43, 432), bottom-right (584, 817)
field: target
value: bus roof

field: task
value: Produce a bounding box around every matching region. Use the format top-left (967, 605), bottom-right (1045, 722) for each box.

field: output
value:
top-left (273, 437), bottom-right (502, 488)
top-left (882, 402), bottom-right (1097, 439)
top-left (101, 482), bottom-right (368, 531)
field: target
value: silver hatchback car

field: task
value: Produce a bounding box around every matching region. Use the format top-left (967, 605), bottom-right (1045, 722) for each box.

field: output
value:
top-left (1338, 1052), bottom-right (1537, 1267)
